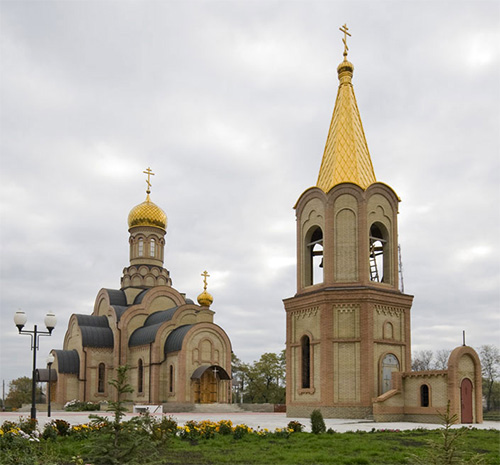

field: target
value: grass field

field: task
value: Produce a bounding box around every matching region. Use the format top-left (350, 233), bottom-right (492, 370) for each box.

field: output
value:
top-left (156, 429), bottom-right (500, 465)
top-left (4, 427), bottom-right (496, 465)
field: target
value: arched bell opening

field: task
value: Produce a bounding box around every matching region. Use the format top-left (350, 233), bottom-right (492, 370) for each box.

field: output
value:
top-left (304, 226), bottom-right (323, 286)
top-left (369, 222), bottom-right (390, 284)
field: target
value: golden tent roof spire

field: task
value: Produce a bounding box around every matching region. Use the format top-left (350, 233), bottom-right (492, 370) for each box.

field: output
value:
top-left (316, 25), bottom-right (376, 192)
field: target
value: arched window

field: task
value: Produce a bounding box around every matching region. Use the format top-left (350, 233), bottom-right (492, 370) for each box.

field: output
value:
top-left (305, 227), bottom-right (323, 286)
top-left (150, 239), bottom-right (155, 257)
top-left (138, 238), bottom-right (144, 256)
top-left (381, 353), bottom-right (399, 394)
top-left (138, 359), bottom-right (144, 394)
top-left (384, 322), bottom-right (394, 339)
top-left (301, 335), bottom-right (311, 389)
top-left (420, 384), bottom-right (430, 407)
top-left (369, 223), bottom-right (389, 283)
top-left (169, 365), bottom-right (174, 393)
top-left (98, 363), bottom-right (105, 393)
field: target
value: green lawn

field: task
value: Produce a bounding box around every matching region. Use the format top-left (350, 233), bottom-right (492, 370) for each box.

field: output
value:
top-left (161, 429), bottom-right (499, 465)
top-left (7, 428), bottom-right (496, 465)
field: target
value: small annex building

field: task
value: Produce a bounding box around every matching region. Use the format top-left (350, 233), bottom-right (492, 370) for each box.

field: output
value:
top-left (283, 27), bottom-right (483, 423)
top-left (50, 172), bottom-right (232, 407)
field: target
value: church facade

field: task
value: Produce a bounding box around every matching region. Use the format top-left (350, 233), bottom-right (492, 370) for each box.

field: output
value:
top-left (50, 172), bottom-right (232, 406)
top-left (284, 28), bottom-right (483, 423)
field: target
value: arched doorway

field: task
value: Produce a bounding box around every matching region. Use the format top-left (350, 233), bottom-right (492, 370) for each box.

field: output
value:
top-left (191, 365), bottom-right (231, 404)
top-left (461, 378), bottom-right (473, 423)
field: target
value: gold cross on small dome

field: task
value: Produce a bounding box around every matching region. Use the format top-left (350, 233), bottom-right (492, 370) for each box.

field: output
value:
top-left (339, 23), bottom-right (351, 58)
top-left (143, 167), bottom-right (155, 194)
top-left (201, 270), bottom-right (210, 290)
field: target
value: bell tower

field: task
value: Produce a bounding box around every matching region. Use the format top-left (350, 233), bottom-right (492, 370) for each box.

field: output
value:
top-left (285, 26), bottom-right (413, 419)
top-left (121, 168), bottom-right (172, 299)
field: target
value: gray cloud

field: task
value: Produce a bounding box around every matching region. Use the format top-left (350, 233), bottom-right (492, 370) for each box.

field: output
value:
top-left (1, 1), bottom-right (498, 387)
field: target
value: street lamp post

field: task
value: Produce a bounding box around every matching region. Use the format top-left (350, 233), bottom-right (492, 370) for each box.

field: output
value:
top-left (46, 354), bottom-right (55, 418)
top-left (13, 310), bottom-right (57, 420)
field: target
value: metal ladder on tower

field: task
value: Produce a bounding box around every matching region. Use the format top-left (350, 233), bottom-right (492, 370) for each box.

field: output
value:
top-left (369, 242), bottom-right (379, 282)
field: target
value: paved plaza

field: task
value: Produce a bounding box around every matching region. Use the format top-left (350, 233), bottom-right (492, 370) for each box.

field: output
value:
top-left (1, 411), bottom-right (499, 433)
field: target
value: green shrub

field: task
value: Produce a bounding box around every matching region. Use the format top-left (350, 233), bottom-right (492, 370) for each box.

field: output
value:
top-left (310, 409), bottom-right (326, 434)
top-left (287, 420), bottom-right (304, 432)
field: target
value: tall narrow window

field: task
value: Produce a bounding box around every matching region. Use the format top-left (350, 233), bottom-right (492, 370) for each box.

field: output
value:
top-left (381, 354), bottom-right (399, 394)
top-left (420, 384), bottom-right (430, 407)
top-left (98, 363), bottom-right (105, 393)
top-left (169, 365), bottom-right (174, 393)
top-left (305, 227), bottom-right (323, 286)
top-left (301, 336), bottom-right (311, 389)
top-left (138, 359), bottom-right (144, 394)
top-left (138, 238), bottom-right (144, 256)
top-left (150, 239), bottom-right (155, 257)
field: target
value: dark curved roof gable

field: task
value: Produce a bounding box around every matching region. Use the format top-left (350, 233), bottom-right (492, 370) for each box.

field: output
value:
top-left (164, 325), bottom-right (194, 355)
top-left (76, 314), bottom-right (114, 348)
top-left (133, 289), bottom-right (149, 305)
top-left (111, 305), bottom-right (129, 322)
top-left (129, 307), bottom-right (178, 347)
top-left (54, 349), bottom-right (80, 374)
top-left (191, 365), bottom-right (231, 380)
top-left (104, 289), bottom-right (127, 306)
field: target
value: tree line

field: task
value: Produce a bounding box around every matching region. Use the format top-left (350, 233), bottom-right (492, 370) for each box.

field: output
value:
top-left (231, 351), bottom-right (285, 404)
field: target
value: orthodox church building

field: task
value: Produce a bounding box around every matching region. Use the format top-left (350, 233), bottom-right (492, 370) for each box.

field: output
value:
top-left (50, 170), bottom-right (232, 406)
top-left (284, 27), bottom-right (483, 423)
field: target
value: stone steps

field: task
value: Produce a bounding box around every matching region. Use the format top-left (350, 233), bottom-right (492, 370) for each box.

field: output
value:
top-left (192, 403), bottom-right (245, 413)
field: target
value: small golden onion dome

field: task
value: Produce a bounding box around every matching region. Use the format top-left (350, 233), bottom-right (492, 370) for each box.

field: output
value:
top-left (337, 58), bottom-right (354, 84)
top-left (128, 194), bottom-right (167, 231)
top-left (197, 290), bottom-right (213, 307)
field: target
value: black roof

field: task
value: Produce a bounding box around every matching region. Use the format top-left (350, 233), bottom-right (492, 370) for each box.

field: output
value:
top-left (191, 365), bottom-right (231, 380)
top-left (104, 288), bottom-right (127, 306)
top-left (36, 368), bottom-right (58, 382)
top-left (111, 305), bottom-right (129, 322)
top-left (133, 289), bottom-right (149, 305)
top-left (129, 307), bottom-right (178, 347)
top-left (54, 349), bottom-right (80, 374)
top-left (164, 324), bottom-right (194, 355)
top-left (76, 314), bottom-right (114, 348)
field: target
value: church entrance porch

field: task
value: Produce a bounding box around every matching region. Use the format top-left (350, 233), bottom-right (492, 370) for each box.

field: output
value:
top-left (191, 365), bottom-right (231, 404)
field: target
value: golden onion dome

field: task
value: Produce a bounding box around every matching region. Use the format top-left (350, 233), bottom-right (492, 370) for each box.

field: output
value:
top-left (128, 194), bottom-right (167, 231)
top-left (197, 290), bottom-right (214, 307)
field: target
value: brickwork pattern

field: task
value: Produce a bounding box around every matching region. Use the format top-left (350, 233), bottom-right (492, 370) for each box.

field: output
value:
top-left (287, 405), bottom-right (373, 419)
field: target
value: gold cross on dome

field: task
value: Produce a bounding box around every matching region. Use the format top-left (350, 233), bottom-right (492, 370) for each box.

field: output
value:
top-left (201, 270), bottom-right (210, 290)
top-left (339, 23), bottom-right (351, 57)
top-left (143, 167), bottom-right (155, 194)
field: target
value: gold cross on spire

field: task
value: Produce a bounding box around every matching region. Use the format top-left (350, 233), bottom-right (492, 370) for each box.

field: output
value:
top-left (339, 23), bottom-right (351, 58)
top-left (143, 167), bottom-right (155, 194)
top-left (201, 270), bottom-right (210, 291)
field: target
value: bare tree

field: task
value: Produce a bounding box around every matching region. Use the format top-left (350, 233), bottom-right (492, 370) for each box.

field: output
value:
top-left (479, 345), bottom-right (500, 411)
top-left (434, 349), bottom-right (452, 370)
top-left (412, 350), bottom-right (433, 371)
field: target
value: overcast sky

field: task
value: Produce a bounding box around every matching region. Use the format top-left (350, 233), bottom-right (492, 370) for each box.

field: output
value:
top-left (1, 0), bottom-right (499, 388)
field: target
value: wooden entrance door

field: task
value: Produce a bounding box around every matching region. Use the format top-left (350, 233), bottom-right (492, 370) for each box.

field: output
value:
top-left (199, 369), bottom-right (217, 403)
top-left (461, 378), bottom-right (473, 423)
